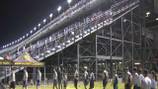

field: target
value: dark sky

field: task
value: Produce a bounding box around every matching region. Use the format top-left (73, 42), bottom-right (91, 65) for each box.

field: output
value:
top-left (0, 0), bottom-right (65, 47)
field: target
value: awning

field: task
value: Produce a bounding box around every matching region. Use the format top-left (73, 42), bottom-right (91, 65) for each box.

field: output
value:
top-left (13, 52), bottom-right (44, 67)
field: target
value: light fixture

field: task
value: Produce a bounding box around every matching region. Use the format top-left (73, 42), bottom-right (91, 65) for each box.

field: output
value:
top-left (30, 30), bottom-right (33, 34)
top-left (146, 11), bottom-right (150, 17)
top-left (34, 27), bottom-right (37, 31)
top-left (38, 23), bottom-right (41, 27)
top-left (123, 19), bottom-right (127, 22)
top-left (52, 48), bottom-right (56, 51)
top-left (46, 50), bottom-right (51, 54)
top-left (26, 33), bottom-right (29, 37)
top-left (57, 6), bottom-right (62, 12)
top-left (12, 42), bottom-right (14, 45)
top-left (49, 13), bottom-right (53, 18)
top-left (156, 18), bottom-right (158, 21)
top-left (67, 0), bottom-right (72, 4)
top-left (43, 19), bottom-right (46, 23)
top-left (23, 36), bottom-right (25, 39)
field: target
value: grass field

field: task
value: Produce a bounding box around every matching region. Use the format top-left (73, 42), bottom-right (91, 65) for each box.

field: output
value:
top-left (16, 81), bottom-right (124, 89)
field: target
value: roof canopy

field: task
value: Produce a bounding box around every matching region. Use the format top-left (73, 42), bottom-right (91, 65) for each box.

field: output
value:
top-left (13, 52), bottom-right (44, 67)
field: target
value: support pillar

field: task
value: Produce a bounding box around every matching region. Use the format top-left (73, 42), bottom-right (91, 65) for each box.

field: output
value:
top-left (95, 35), bottom-right (98, 80)
top-left (77, 43), bottom-right (80, 79)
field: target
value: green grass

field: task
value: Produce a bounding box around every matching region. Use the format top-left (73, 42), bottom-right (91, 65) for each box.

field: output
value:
top-left (16, 81), bottom-right (124, 89)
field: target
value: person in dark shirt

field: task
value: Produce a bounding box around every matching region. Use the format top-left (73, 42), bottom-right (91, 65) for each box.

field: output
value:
top-left (89, 71), bottom-right (95, 89)
top-left (57, 67), bottom-right (62, 89)
top-left (113, 74), bottom-right (118, 89)
top-left (103, 69), bottom-right (108, 89)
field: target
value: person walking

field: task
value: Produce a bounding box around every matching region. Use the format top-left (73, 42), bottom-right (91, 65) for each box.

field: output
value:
top-left (125, 71), bottom-right (132, 89)
top-left (74, 69), bottom-right (79, 89)
top-left (151, 71), bottom-right (157, 89)
top-left (141, 69), bottom-right (151, 89)
top-left (23, 68), bottom-right (28, 89)
top-left (89, 71), bottom-right (95, 89)
top-left (57, 67), bottom-right (62, 89)
top-left (102, 69), bottom-right (108, 89)
top-left (132, 68), bottom-right (139, 89)
top-left (10, 71), bottom-right (16, 89)
top-left (63, 72), bottom-right (68, 89)
top-left (137, 69), bottom-right (144, 89)
top-left (53, 69), bottom-right (58, 89)
top-left (36, 69), bottom-right (42, 89)
top-left (83, 66), bottom-right (89, 89)
top-left (113, 74), bottom-right (118, 89)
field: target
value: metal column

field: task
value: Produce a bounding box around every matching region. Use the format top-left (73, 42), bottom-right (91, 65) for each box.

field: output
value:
top-left (121, 17), bottom-right (125, 71)
top-left (95, 35), bottom-right (98, 80)
top-left (77, 43), bottom-right (80, 79)
top-left (131, 11), bottom-right (134, 71)
top-left (110, 26), bottom-right (113, 77)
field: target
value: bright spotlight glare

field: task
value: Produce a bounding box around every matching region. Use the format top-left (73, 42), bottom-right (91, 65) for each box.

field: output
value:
top-left (49, 13), bottom-right (53, 18)
top-left (57, 6), bottom-right (62, 12)
top-left (146, 11), bottom-right (150, 17)
top-left (67, 0), bottom-right (72, 4)
top-left (38, 23), bottom-right (41, 27)
top-left (43, 19), bottom-right (46, 23)
top-left (34, 27), bottom-right (37, 31)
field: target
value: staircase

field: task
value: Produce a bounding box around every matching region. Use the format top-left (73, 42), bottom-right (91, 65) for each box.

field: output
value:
top-left (0, 0), bottom-right (140, 81)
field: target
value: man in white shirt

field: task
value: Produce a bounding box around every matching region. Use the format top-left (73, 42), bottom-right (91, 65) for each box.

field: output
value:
top-left (83, 66), bottom-right (89, 89)
top-left (132, 68), bottom-right (139, 89)
top-left (36, 69), bottom-right (42, 89)
top-left (23, 68), bottom-right (28, 89)
top-left (141, 69), bottom-right (151, 89)
top-left (137, 69), bottom-right (144, 89)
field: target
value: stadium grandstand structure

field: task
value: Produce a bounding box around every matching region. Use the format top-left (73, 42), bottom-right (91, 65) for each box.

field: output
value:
top-left (0, 0), bottom-right (155, 87)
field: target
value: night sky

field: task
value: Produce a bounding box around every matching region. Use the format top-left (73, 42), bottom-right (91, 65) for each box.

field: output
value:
top-left (0, 0), bottom-right (65, 47)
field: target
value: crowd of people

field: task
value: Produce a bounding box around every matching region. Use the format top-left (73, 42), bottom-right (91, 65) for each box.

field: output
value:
top-left (8, 66), bottom-right (157, 89)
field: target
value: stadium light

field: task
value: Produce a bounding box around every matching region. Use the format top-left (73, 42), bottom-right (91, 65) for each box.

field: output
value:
top-left (38, 23), bottom-right (41, 27)
top-left (57, 6), bottom-right (62, 12)
top-left (156, 18), bottom-right (158, 21)
top-left (26, 33), bottom-right (29, 37)
top-left (23, 36), bottom-right (25, 39)
top-left (49, 13), bottom-right (53, 18)
top-left (49, 36), bottom-right (52, 41)
top-left (123, 19), bottom-right (127, 22)
top-left (52, 48), bottom-right (56, 51)
top-left (67, 0), bottom-right (72, 4)
top-left (46, 50), bottom-right (51, 54)
top-left (34, 27), bottom-right (37, 31)
top-left (30, 30), bottom-right (33, 34)
top-left (146, 11), bottom-right (150, 17)
top-left (43, 19), bottom-right (47, 23)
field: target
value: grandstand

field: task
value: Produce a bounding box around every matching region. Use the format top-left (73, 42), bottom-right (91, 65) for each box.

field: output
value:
top-left (0, 0), bottom-right (157, 88)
